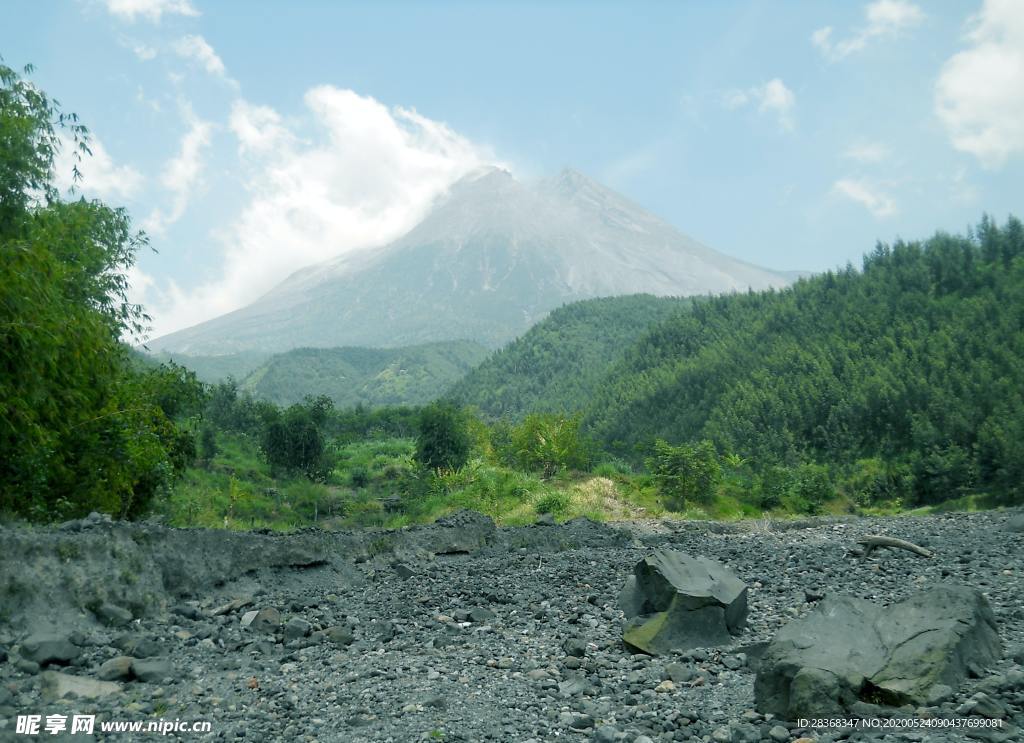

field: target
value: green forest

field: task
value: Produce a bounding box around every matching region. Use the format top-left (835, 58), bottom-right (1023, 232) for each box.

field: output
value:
top-left (2, 61), bottom-right (1022, 531)
top-left (583, 221), bottom-right (1024, 509)
top-left (450, 294), bottom-right (689, 419)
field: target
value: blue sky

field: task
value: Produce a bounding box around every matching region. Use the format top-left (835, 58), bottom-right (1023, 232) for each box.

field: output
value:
top-left (4, 0), bottom-right (1023, 338)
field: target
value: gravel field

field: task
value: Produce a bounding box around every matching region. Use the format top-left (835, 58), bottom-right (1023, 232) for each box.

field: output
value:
top-left (1, 510), bottom-right (1022, 743)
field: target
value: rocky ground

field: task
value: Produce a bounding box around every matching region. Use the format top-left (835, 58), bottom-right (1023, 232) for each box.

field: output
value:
top-left (1, 510), bottom-right (1023, 743)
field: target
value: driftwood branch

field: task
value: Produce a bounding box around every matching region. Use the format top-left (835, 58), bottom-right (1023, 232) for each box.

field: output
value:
top-left (857, 535), bottom-right (934, 559)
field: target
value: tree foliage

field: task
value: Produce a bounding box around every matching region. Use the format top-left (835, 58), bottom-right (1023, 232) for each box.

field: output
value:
top-left (645, 439), bottom-right (721, 509)
top-left (415, 402), bottom-right (471, 472)
top-left (508, 413), bottom-right (590, 477)
top-left (587, 217), bottom-right (1024, 506)
top-left (260, 404), bottom-right (330, 481)
top-left (0, 61), bottom-right (198, 520)
top-left (450, 295), bottom-right (689, 419)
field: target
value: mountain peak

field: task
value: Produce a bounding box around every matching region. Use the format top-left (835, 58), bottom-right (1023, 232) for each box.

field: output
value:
top-left (542, 167), bottom-right (613, 202)
top-left (448, 165), bottom-right (516, 193)
top-left (147, 166), bottom-right (793, 355)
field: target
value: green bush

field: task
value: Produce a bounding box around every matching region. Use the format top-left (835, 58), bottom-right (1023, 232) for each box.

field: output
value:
top-left (415, 402), bottom-right (471, 472)
top-left (535, 491), bottom-right (570, 518)
top-left (510, 413), bottom-right (590, 477)
top-left (260, 403), bottom-right (329, 481)
top-left (645, 439), bottom-right (722, 509)
top-left (349, 466), bottom-right (369, 488)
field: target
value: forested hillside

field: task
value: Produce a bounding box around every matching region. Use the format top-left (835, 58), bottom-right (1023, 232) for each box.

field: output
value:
top-left (584, 217), bottom-right (1024, 506)
top-left (148, 350), bottom-right (272, 384)
top-left (450, 295), bottom-right (689, 418)
top-left (241, 341), bottom-right (488, 407)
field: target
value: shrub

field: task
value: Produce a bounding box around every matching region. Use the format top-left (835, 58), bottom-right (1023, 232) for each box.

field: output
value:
top-left (415, 402), bottom-right (471, 472)
top-left (535, 491), bottom-right (570, 517)
top-left (349, 466), bottom-right (369, 488)
top-left (510, 413), bottom-right (590, 477)
top-left (645, 439), bottom-right (722, 509)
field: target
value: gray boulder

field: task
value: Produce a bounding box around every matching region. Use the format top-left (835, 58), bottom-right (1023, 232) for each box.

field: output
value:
top-left (112, 634), bottom-right (160, 658)
top-left (1005, 512), bottom-right (1024, 533)
top-left (97, 656), bottom-right (134, 681)
top-left (620, 550), bottom-right (748, 655)
top-left (283, 617), bottom-right (312, 641)
top-left (131, 657), bottom-right (174, 683)
top-left (92, 602), bottom-right (133, 627)
top-left (755, 584), bottom-right (1001, 719)
top-left (20, 632), bottom-right (80, 666)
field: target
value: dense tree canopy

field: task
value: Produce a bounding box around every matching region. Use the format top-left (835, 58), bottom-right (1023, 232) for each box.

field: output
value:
top-left (0, 62), bottom-right (199, 520)
top-left (450, 295), bottom-right (689, 419)
top-left (585, 217), bottom-right (1024, 506)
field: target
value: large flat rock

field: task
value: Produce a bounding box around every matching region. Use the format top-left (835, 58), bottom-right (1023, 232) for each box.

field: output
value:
top-left (755, 584), bottom-right (1001, 719)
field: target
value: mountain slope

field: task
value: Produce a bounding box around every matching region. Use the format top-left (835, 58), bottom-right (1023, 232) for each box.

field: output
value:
top-left (581, 218), bottom-right (1024, 506)
top-left (239, 340), bottom-right (488, 408)
top-left (148, 350), bottom-right (273, 384)
top-left (449, 294), bottom-right (690, 419)
top-left (148, 167), bottom-right (791, 354)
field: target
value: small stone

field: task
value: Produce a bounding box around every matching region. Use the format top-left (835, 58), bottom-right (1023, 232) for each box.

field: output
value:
top-left (664, 662), bottom-right (695, 683)
top-left (241, 607), bottom-right (281, 634)
top-left (804, 588), bottom-right (825, 602)
top-left (392, 562), bottom-right (417, 579)
top-left (320, 626), bottom-right (354, 646)
top-left (730, 723), bottom-right (760, 743)
top-left (170, 604), bottom-right (203, 620)
top-left (41, 671), bottom-right (120, 700)
top-left (563, 638), bottom-right (587, 657)
top-left (422, 694), bottom-right (446, 709)
top-left (131, 657), bottom-right (173, 683)
top-left (211, 596), bottom-right (253, 616)
top-left (711, 726), bottom-right (732, 743)
top-left (568, 713), bottom-right (595, 730)
top-left (634, 737), bottom-right (655, 743)
top-left (283, 617), bottom-right (311, 641)
top-left (97, 656), bottom-right (134, 681)
top-left (768, 725), bottom-right (789, 742)
top-left (371, 620), bottom-right (396, 642)
top-left (112, 635), bottom-right (161, 659)
top-left (14, 656), bottom-right (40, 674)
top-left (93, 603), bottom-right (133, 627)
top-left (527, 669), bottom-right (550, 681)
top-left (961, 692), bottom-right (1006, 719)
top-left (593, 724), bottom-right (619, 742)
top-left (723, 655), bottom-right (744, 670)
top-left (655, 679), bottom-right (675, 693)
top-left (469, 606), bottom-right (496, 623)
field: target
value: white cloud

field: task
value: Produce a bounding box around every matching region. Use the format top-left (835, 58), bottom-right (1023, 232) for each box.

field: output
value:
top-left (142, 103), bottom-right (213, 235)
top-left (813, 1), bottom-right (925, 59)
top-left (832, 177), bottom-right (897, 217)
top-left (724, 78), bottom-right (796, 131)
top-left (173, 34), bottom-right (236, 86)
top-left (128, 40), bottom-right (157, 60)
top-left (228, 100), bottom-right (292, 155)
top-left (935, 0), bottom-right (1024, 169)
top-left (144, 88), bottom-right (495, 338)
top-left (52, 134), bottom-right (144, 200)
top-left (105, 0), bottom-right (199, 23)
top-left (843, 141), bottom-right (890, 163)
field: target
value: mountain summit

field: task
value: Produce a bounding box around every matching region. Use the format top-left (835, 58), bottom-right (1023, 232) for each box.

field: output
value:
top-left (148, 167), bottom-right (792, 354)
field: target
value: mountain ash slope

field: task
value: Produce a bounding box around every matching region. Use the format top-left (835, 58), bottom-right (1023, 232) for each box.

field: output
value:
top-left (148, 167), bottom-right (791, 354)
